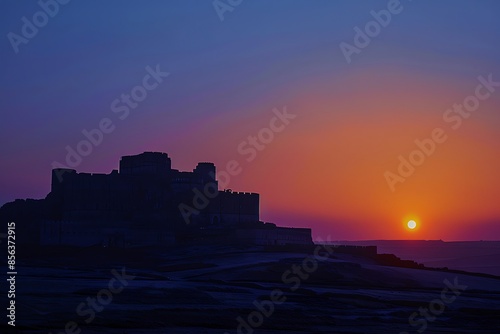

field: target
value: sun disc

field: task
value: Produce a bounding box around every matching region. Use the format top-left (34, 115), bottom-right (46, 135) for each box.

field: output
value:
top-left (407, 220), bottom-right (417, 229)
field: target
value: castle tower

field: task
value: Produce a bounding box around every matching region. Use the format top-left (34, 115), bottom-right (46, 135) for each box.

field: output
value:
top-left (119, 152), bottom-right (171, 177)
top-left (194, 162), bottom-right (217, 185)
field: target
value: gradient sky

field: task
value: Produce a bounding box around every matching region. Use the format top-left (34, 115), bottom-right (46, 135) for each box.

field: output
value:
top-left (1, 0), bottom-right (500, 240)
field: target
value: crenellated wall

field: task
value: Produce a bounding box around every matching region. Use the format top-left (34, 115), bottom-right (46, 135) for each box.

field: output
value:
top-left (208, 190), bottom-right (259, 225)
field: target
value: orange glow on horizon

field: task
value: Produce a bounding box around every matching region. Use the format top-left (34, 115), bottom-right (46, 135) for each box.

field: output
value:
top-left (164, 67), bottom-right (500, 240)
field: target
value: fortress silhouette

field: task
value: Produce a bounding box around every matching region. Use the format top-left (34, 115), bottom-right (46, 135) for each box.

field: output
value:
top-left (1, 152), bottom-right (313, 247)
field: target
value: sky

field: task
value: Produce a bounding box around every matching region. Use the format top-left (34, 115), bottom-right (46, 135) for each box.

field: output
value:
top-left (1, 0), bottom-right (500, 241)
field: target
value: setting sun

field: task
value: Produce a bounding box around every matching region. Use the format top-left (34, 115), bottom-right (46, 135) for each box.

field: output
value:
top-left (407, 220), bottom-right (417, 230)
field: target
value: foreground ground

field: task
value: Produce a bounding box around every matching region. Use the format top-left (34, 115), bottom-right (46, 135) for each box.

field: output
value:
top-left (3, 244), bottom-right (500, 333)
